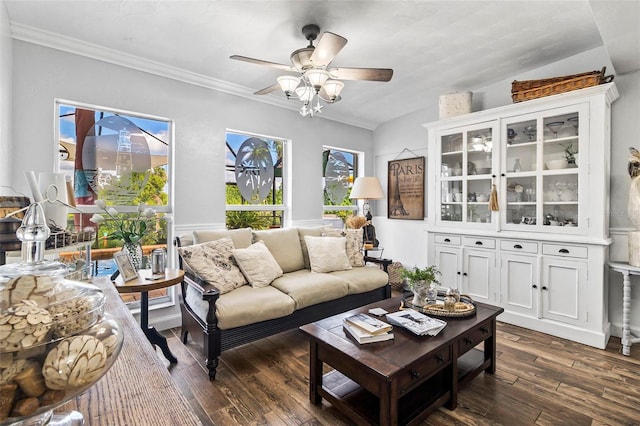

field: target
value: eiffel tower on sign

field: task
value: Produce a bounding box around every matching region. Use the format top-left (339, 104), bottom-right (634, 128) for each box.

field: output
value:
top-left (389, 175), bottom-right (408, 216)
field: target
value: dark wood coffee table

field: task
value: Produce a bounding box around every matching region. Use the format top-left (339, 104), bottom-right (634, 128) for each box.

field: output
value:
top-left (299, 296), bottom-right (503, 426)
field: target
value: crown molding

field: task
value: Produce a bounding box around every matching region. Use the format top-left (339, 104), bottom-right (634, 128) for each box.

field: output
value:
top-left (10, 22), bottom-right (375, 130)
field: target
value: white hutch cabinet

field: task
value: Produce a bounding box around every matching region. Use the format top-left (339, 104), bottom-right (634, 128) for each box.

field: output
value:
top-left (425, 83), bottom-right (618, 348)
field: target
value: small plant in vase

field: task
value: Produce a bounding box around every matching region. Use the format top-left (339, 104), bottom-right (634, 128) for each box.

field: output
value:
top-left (401, 265), bottom-right (441, 307)
top-left (89, 200), bottom-right (158, 270)
top-left (563, 143), bottom-right (578, 167)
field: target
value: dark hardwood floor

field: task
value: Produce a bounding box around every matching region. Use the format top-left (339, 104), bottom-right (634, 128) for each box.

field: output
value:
top-left (160, 320), bottom-right (640, 425)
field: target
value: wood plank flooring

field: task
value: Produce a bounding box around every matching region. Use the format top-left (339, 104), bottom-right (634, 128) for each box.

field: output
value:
top-left (160, 321), bottom-right (640, 425)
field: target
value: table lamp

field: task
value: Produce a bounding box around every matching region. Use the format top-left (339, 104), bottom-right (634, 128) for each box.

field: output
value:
top-left (350, 177), bottom-right (384, 249)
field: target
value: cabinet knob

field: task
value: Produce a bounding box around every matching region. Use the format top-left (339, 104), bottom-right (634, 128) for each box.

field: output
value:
top-left (475, 241), bottom-right (483, 246)
top-left (464, 337), bottom-right (473, 345)
top-left (480, 327), bottom-right (489, 334)
top-left (444, 238), bottom-right (451, 242)
top-left (532, 284), bottom-right (537, 289)
top-left (542, 286), bottom-right (548, 291)
top-left (492, 174), bottom-right (497, 178)
top-left (463, 272), bottom-right (468, 276)
top-left (410, 370), bottom-right (420, 379)
top-left (436, 354), bottom-right (445, 363)
top-left (559, 248), bottom-right (570, 254)
top-left (514, 244), bottom-right (523, 249)
top-left (501, 173), bottom-right (506, 177)
top-left (457, 271), bottom-right (461, 275)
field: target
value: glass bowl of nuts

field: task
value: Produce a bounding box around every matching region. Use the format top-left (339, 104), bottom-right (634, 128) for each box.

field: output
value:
top-left (0, 203), bottom-right (123, 425)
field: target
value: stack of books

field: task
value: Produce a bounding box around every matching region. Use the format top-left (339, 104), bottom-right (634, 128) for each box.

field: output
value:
top-left (385, 309), bottom-right (447, 336)
top-left (343, 313), bottom-right (394, 344)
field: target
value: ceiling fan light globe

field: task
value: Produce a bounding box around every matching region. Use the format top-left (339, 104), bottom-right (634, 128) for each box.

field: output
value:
top-left (305, 69), bottom-right (330, 91)
top-left (277, 75), bottom-right (301, 97)
top-left (322, 80), bottom-right (344, 101)
top-left (295, 86), bottom-right (314, 103)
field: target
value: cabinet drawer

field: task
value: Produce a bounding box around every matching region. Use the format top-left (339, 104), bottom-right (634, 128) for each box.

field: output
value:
top-left (500, 240), bottom-right (538, 254)
top-left (398, 347), bottom-right (451, 395)
top-left (434, 235), bottom-right (461, 245)
top-left (463, 237), bottom-right (496, 249)
top-left (458, 322), bottom-right (493, 355)
top-left (542, 243), bottom-right (588, 259)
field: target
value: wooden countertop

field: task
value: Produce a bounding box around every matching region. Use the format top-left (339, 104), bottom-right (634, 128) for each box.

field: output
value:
top-left (55, 276), bottom-right (202, 425)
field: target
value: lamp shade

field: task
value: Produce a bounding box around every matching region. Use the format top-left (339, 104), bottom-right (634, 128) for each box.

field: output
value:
top-left (305, 69), bottom-right (330, 90)
top-left (322, 80), bottom-right (344, 102)
top-left (277, 76), bottom-right (300, 96)
top-left (350, 177), bottom-right (384, 200)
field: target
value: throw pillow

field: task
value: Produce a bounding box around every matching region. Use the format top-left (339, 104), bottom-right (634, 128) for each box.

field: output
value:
top-left (343, 228), bottom-right (365, 267)
top-left (304, 235), bottom-right (352, 273)
top-left (177, 237), bottom-right (247, 294)
top-left (232, 241), bottom-right (284, 287)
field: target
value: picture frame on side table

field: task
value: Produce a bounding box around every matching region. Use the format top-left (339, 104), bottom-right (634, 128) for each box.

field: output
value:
top-left (113, 251), bottom-right (138, 282)
top-left (388, 156), bottom-right (425, 220)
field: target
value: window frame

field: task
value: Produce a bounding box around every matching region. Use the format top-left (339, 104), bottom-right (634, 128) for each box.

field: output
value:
top-left (225, 129), bottom-right (290, 227)
top-left (322, 145), bottom-right (362, 215)
top-left (55, 99), bottom-right (175, 310)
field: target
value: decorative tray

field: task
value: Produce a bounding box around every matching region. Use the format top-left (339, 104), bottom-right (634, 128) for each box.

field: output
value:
top-left (402, 295), bottom-right (477, 318)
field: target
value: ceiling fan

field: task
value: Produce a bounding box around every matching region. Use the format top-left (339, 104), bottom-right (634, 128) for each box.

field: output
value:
top-left (230, 24), bottom-right (393, 116)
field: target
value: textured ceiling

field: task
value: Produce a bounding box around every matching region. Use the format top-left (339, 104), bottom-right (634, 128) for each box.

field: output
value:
top-left (5, 0), bottom-right (638, 129)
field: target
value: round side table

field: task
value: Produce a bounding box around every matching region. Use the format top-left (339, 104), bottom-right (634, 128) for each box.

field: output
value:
top-left (108, 268), bottom-right (184, 363)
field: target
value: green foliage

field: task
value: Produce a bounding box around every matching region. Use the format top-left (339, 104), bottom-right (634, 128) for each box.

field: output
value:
top-left (401, 265), bottom-right (441, 287)
top-left (92, 167), bottom-right (168, 247)
top-left (226, 211), bottom-right (277, 230)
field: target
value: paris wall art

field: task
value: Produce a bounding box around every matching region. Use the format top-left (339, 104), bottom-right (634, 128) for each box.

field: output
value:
top-left (387, 157), bottom-right (425, 220)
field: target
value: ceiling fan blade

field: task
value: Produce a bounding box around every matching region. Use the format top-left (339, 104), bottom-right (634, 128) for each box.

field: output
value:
top-left (254, 83), bottom-right (281, 96)
top-left (328, 67), bottom-right (394, 82)
top-left (230, 55), bottom-right (294, 71)
top-left (310, 32), bottom-right (347, 67)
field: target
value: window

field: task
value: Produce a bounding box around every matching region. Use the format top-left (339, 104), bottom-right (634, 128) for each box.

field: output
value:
top-left (57, 100), bottom-right (173, 307)
top-left (323, 147), bottom-right (360, 228)
top-left (225, 130), bottom-right (288, 229)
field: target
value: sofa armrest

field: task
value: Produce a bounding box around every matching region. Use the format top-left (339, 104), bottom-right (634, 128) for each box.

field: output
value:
top-left (364, 256), bottom-right (393, 273)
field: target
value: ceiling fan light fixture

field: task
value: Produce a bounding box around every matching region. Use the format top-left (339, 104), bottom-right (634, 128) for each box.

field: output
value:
top-left (295, 86), bottom-right (314, 103)
top-left (305, 69), bottom-right (330, 91)
top-left (322, 80), bottom-right (344, 102)
top-left (277, 75), bottom-right (301, 98)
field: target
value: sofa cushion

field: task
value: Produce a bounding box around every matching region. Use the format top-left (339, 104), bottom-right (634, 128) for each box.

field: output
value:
top-left (177, 238), bottom-right (247, 294)
top-left (271, 269), bottom-right (349, 310)
top-left (193, 228), bottom-right (252, 249)
top-left (252, 228), bottom-right (305, 273)
top-left (297, 226), bottom-right (332, 269)
top-left (330, 266), bottom-right (389, 294)
top-left (232, 241), bottom-right (283, 287)
top-left (304, 235), bottom-right (352, 273)
top-left (186, 284), bottom-right (296, 330)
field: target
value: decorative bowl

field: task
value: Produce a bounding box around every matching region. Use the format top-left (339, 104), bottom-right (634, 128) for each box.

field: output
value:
top-left (546, 159), bottom-right (568, 170)
top-left (476, 193), bottom-right (490, 202)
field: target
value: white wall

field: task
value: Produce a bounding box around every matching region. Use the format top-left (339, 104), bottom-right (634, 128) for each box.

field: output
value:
top-left (11, 41), bottom-right (374, 226)
top-left (10, 40), bottom-right (374, 329)
top-left (373, 46), bottom-right (640, 340)
top-left (0, 0), bottom-right (12, 194)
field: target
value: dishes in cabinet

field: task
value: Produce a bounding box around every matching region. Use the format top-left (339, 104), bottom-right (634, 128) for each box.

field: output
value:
top-left (546, 159), bottom-right (568, 170)
top-left (476, 193), bottom-right (490, 202)
top-left (523, 125), bottom-right (537, 140)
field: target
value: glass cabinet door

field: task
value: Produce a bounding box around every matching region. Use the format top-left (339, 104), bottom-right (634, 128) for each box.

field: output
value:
top-left (502, 104), bottom-right (585, 232)
top-left (439, 123), bottom-right (495, 225)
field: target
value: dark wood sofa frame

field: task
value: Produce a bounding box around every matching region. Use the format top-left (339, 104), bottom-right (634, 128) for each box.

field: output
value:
top-left (174, 236), bottom-right (392, 380)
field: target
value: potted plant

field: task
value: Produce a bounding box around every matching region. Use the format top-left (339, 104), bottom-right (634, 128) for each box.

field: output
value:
top-left (401, 265), bottom-right (441, 307)
top-left (563, 143), bottom-right (578, 166)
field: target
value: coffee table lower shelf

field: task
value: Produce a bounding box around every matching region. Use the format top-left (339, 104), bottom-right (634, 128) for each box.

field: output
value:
top-left (319, 369), bottom-right (451, 426)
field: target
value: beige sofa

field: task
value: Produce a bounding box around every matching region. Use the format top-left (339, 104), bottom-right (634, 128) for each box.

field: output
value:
top-left (175, 226), bottom-right (391, 380)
